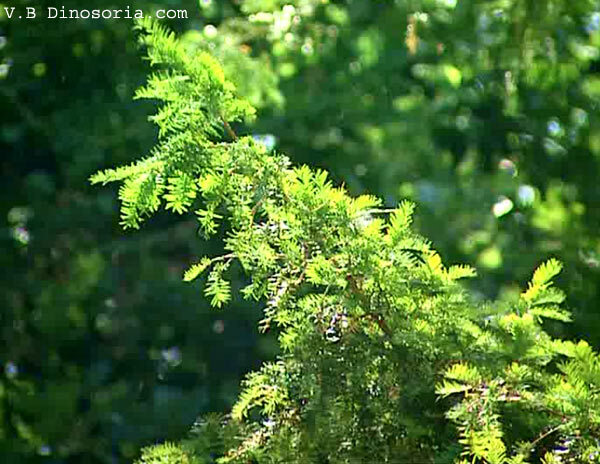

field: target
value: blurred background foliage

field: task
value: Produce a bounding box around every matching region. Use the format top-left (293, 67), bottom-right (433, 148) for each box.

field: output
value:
top-left (2, 0), bottom-right (600, 462)
top-left (1, 1), bottom-right (275, 462)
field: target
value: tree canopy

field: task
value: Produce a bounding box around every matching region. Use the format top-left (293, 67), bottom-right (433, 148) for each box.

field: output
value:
top-left (93, 17), bottom-right (600, 464)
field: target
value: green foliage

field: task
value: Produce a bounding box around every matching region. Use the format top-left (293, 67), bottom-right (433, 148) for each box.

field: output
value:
top-left (91, 17), bottom-right (255, 230)
top-left (194, 0), bottom-right (600, 350)
top-left (96, 19), bottom-right (600, 464)
top-left (136, 442), bottom-right (197, 464)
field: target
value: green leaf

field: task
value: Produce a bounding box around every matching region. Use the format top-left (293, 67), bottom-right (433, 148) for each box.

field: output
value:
top-left (183, 257), bottom-right (212, 282)
top-left (204, 262), bottom-right (231, 308)
top-left (522, 259), bottom-right (563, 303)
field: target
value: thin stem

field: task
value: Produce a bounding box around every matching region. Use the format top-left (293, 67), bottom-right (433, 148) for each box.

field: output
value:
top-left (530, 424), bottom-right (562, 449)
top-left (221, 116), bottom-right (238, 141)
top-left (211, 253), bottom-right (235, 264)
top-left (366, 208), bottom-right (398, 215)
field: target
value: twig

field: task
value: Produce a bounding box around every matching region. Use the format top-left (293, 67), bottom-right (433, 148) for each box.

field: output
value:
top-left (530, 424), bottom-right (563, 449)
top-left (211, 253), bottom-right (235, 264)
top-left (346, 274), bottom-right (392, 336)
top-left (365, 208), bottom-right (398, 215)
top-left (221, 116), bottom-right (238, 141)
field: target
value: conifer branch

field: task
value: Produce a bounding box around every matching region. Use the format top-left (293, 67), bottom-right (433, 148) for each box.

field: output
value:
top-left (93, 19), bottom-right (600, 464)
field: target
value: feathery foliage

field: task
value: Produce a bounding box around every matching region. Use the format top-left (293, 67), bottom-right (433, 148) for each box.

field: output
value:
top-left (93, 19), bottom-right (600, 464)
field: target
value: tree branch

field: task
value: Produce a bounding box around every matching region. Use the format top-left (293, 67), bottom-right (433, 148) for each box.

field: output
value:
top-left (221, 116), bottom-right (238, 141)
